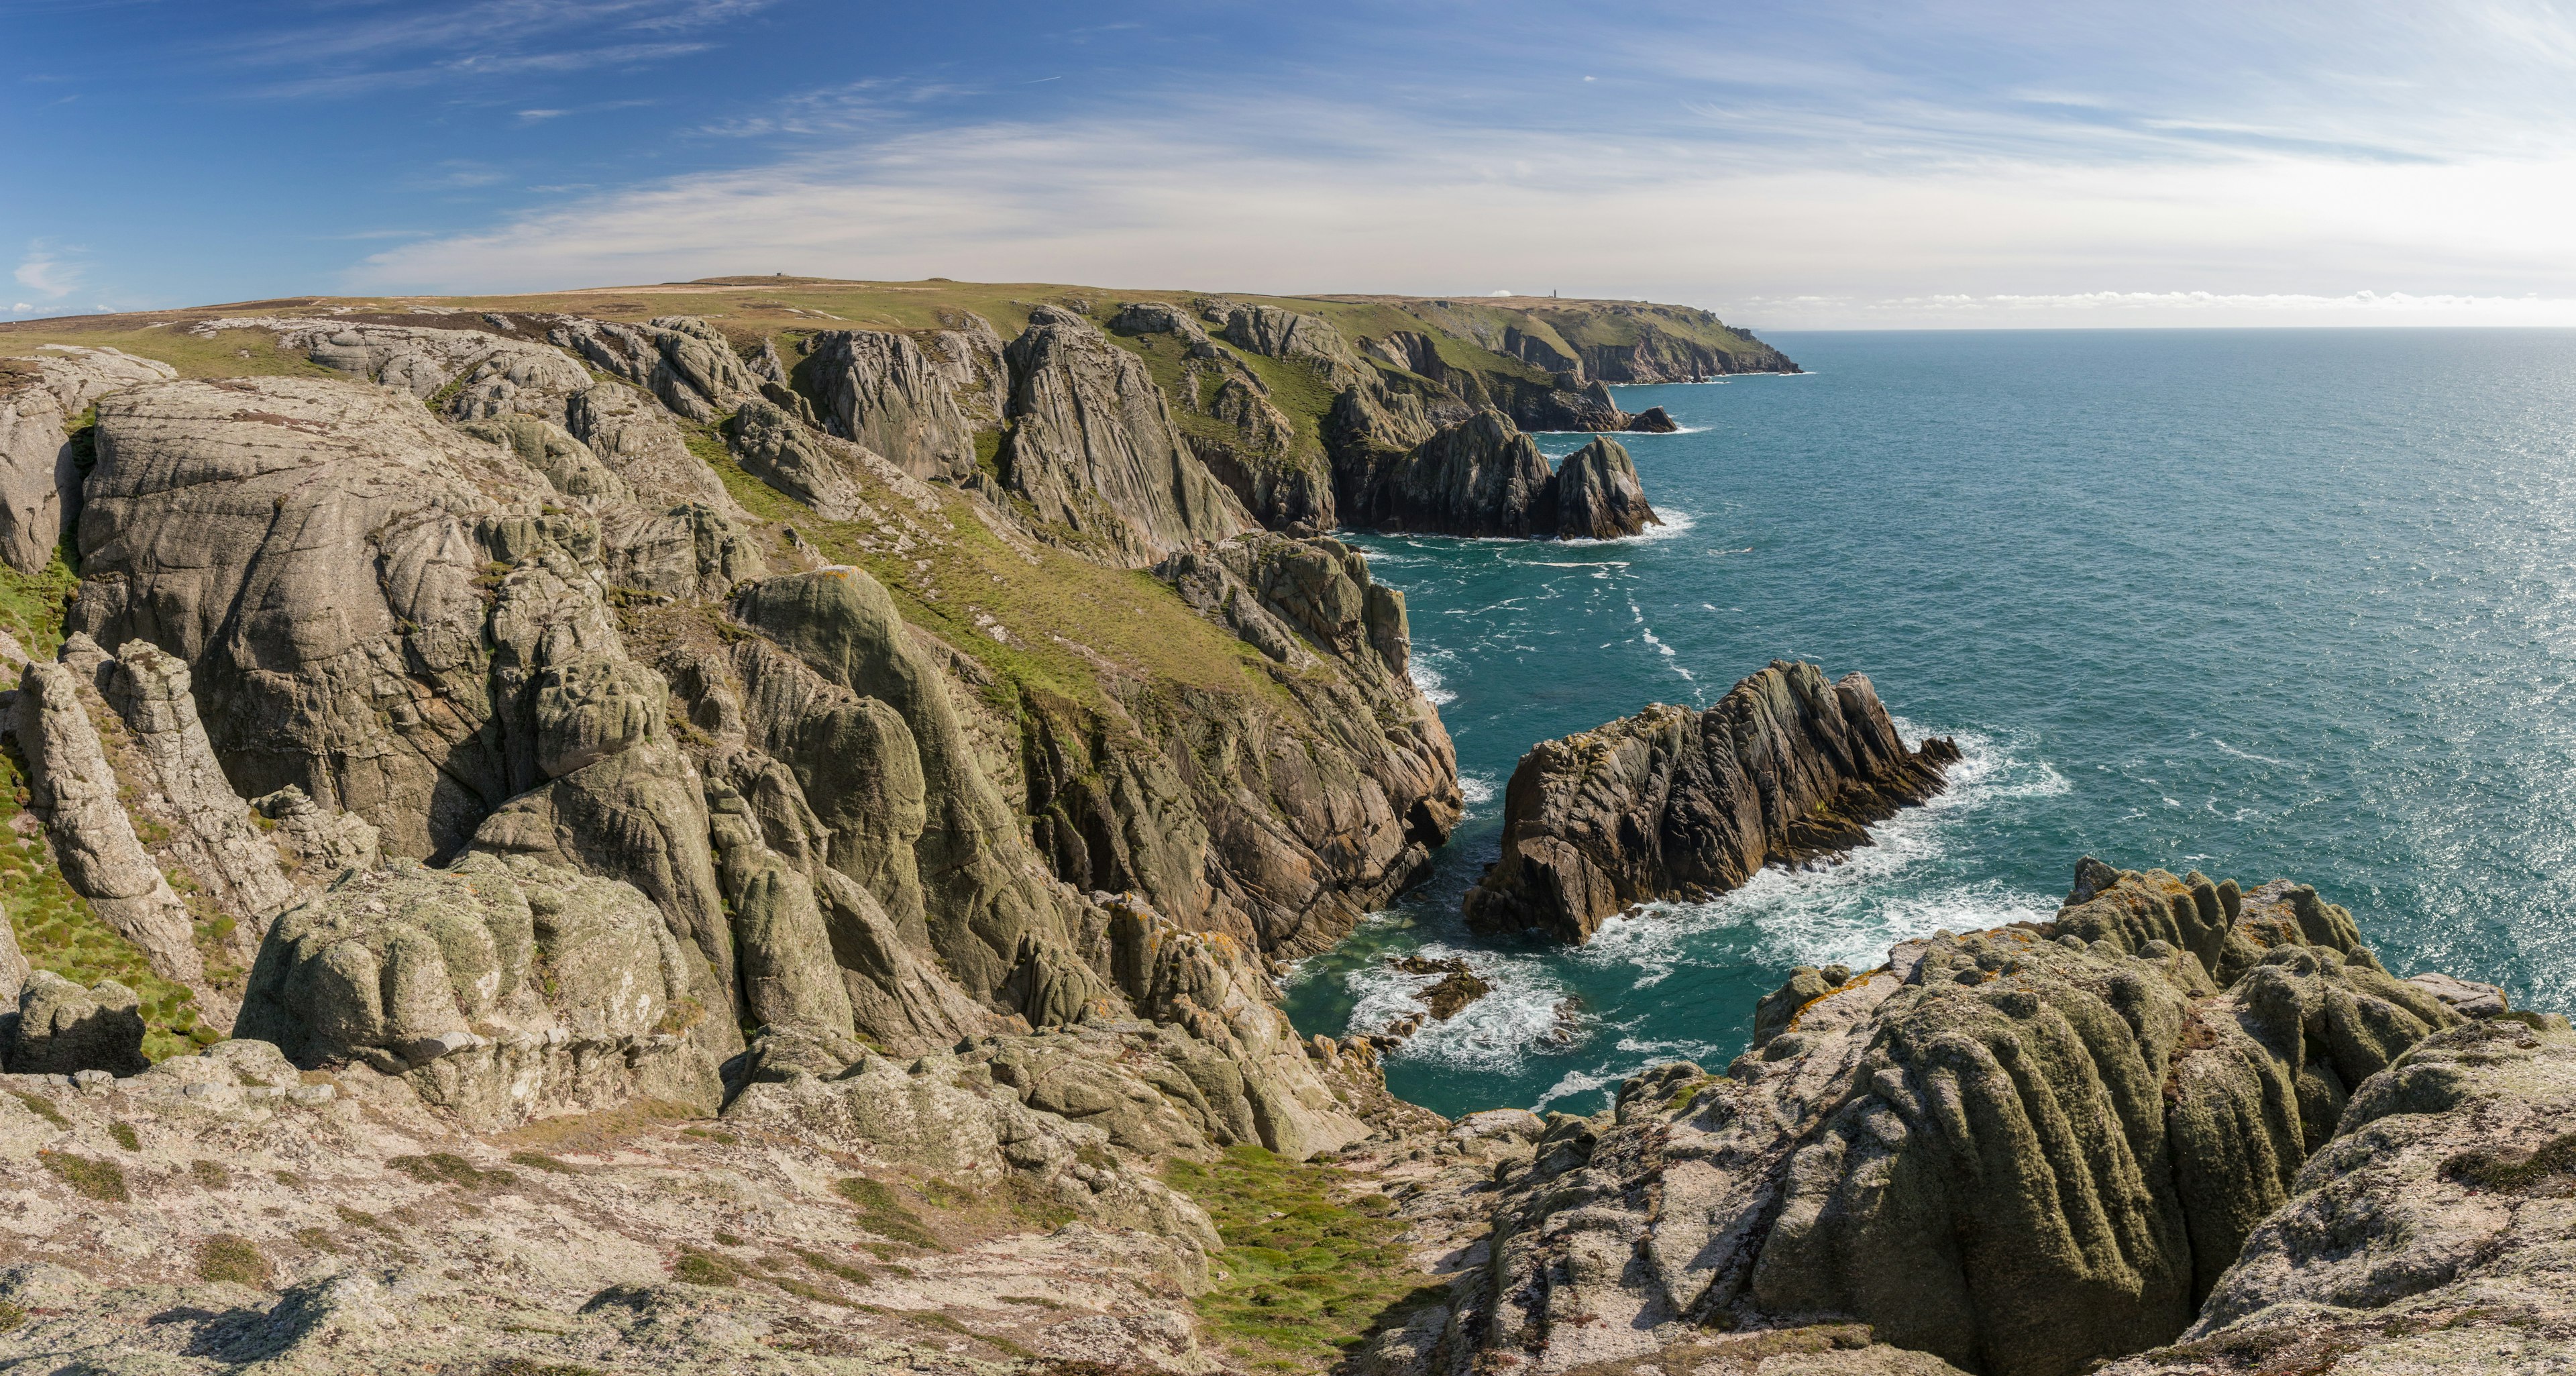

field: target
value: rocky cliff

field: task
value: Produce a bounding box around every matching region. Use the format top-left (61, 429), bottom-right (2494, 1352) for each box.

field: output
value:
top-left (1397, 861), bottom-right (2528, 1376)
top-left (1338, 411), bottom-right (1663, 540)
top-left (1464, 661), bottom-right (1961, 943)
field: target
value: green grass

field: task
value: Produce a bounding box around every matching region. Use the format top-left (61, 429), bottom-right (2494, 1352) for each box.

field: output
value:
top-left (832, 1175), bottom-right (945, 1250)
top-left (0, 549), bottom-right (78, 659)
top-left (509, 1151), bottom-right (584, 1175)
top-left (109, 1122), bottom-right (140, 1151)
top-left (0, 741), bottom-right (205, 1062)
top-left (195, 1233), bottom-right (271, 1286)
top-left (672, 1249), bottom-right (737, 1286)
top-left (191, 1159), bottom-right (230, 1189)
top-left (11, 1090), bottom-right (67, 1128)
top-left (388, 1152), bottom-right (515, 1189)
top-left (39, 1151), bottom-right (127, 1202)
top-left (1164, 1145), bottom-right (1437, 1367)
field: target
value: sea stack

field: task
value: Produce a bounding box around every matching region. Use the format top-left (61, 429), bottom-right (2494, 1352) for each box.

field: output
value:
top-left (1463, 660), bottom-right (1960, 943)
top-left (1348, 409), bottom-right (1665, 540)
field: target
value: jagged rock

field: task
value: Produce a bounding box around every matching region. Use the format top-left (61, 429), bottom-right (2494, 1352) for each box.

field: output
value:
top-left (1517, 377), bottom-right (1632, 432)
top-left (1625, 405), bottom-right (1679, 433)
top-left (998, 306), bottom-right (1251, 566)
top-left (564, 380), bottom-right (741, 513)
top-left (803, 329), bottom-right (979, 481)
top-left (236, 853), bottom-right (729, 1127)
top-left (704, 784), bottom-right (857, 1035)
top-left (1465, 661), bottom-right (1960, 943)
top-left (736, 567), bottom-right (1107, 1013)
top-left (2406, 968), bottom-right (2509, 1018)
top-left (1347, 409), bottom-right (1556, 537)
top-left (73, 376), bottom-right (542, 861)
top-left (5, 969), bottom-right (147, 1075)
top-left (1220, 303), bottom-right (1371, 390)
top-left (455, 413), bottom-right (633, 505)
top-left (1454, 865), bottom-right (2467, 1376)
top-left (17, 343), bottom-right (180, 413)
top-left (2101, 1013), bottom-right (2576, 1375)
top-left (549, 316), bottom-right (760, 422)
top-left (722, 396), bottom-right (865, 520)
top-left (1552, 435), bottom-right (1658, 538)
top-left (12, 659), bottom-right (203, 987)
top-left (1111, 301), bottom-right (1220, 358)
top-left (101, 641), bottom-right (300, 937)
top-left (1389, 956), bottom-right (1490, 1020)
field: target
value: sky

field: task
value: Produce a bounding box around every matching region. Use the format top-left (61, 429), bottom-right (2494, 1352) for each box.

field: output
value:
top-left (9, 1), bottom-right (2576, 329)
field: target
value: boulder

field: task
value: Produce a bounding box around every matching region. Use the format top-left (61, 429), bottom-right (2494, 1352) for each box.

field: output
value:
top-left (1625, 405), bottom-right (1680, 433)
top-left (235, 854), bottom-right (729, 1126)
top-left (722, 396), bottom-right (865, 521)
top-left (5, 969), bottom-right (148, 1076)
top-left (1464, 661), bottom-right (1960, 943)
top-left (0, 382), bottom-right (73, 575)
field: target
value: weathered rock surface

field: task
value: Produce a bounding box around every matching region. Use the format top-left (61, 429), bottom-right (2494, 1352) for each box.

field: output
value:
top-left (804, 328), bottom-right (980, 482)
top-left (550, 315), bottom-right (761, 421)
top-left (235, 853), bottom-right (731, 1127)
top-left (5, 969), bottom-right (147, 1075)
top-left (1345, 410), bottom-right (1662, 540)
top-left (1552, 435), bottom-right (1658, 539)
top-left (2098, 1011), bottom-right (2576, 1376)
top-left (998, 306), bottom-right (1252, 565)
top-left (1465, 661), bottom-right (1960, 943)
top-left (0, 1033), bottom-right (1223, 1375)
top-left (13, 659), bottom-right (203, 988)
top-left (0, 346), bottom-right (178, 574)
top-left (724, 395), bottom-right (867, 520)
top-left (1444, 861), bottom-right (2475, 1376)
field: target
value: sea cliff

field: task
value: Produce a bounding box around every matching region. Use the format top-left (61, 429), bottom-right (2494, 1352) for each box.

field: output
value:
top-left (0, 282), bottom-right (2558, 1376)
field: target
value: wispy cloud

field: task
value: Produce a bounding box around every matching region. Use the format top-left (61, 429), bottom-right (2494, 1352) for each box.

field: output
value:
top-left (214, 0), bottom-right (780, 99)
top-left (13, 250), bottom-right (77, 299)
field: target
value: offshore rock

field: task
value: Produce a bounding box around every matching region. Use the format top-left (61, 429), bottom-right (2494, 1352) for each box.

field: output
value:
top-left (235, 854), bottom-right (729, 1128)
top-left (1452, 862), bottom-right (2467, 1376)
top-left (1465, 661), bottom-right (1959, 943)
top-left (5, 969), bottom-right (148, 1076)
top-left (1348, 409), bottom-right (1556, 537)
top-left (998, 306), bottom-right (1251, 565)
top-left (1625, 405), bottom-right (1680, 433)
top-left (1552, 435), bottom-right (1658, 539)
top-left (1346, 410), bottom-right (1661, 540)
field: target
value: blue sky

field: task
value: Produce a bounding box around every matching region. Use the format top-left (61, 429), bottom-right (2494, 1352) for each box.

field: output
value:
top-left (10, 1), bottom-right (2576, 327)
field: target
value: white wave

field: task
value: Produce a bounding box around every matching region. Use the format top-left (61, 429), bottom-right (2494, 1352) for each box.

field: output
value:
top-left (1572, 725), bottom-right (2064, 982)
top-left (1557, 507), bottom-right (1699, 547)
top-left (1459, 774), bottom-right (1497, 807)
top-left (1350, 943), bottom-right (1579, 1073)
top-left (1408, 656), bottom-right (1457, 706)
top-left (2212, 738), bottom-right (2295, 768)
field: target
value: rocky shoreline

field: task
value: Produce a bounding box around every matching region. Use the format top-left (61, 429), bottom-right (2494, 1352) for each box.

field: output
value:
top-left (0, 282), bottom-right (2560, 1376)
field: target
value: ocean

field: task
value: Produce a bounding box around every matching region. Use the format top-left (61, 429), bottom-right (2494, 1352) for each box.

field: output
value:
top-left (1281, 327), bottom-right (2576, 1119)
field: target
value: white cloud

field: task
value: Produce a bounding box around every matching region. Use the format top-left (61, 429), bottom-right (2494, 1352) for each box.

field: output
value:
top-left (13, 253), bottom-right (76, 299)
top-left (9, 303), bottom-right (30, 314)
top-left (353, 113), bottom-right (2576, 328)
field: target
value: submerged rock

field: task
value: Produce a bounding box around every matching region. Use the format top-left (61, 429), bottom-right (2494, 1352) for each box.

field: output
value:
top-left (1465, 661), bottom-right (1959, 943)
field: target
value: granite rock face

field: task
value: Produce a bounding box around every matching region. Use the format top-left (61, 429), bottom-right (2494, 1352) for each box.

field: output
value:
top-left (1345, 410), bottom-right (1663, 540)
top-left (2100, 1010), bottom-right (2576, 1376)
top-left (1448, 862), bottom-right (2469, 1376)
top-left (1465, 661), bottom-right (1960, 943)
top-left (0, 346), bottom-right (178, 574)
top-left (999, 306), bottom-right (1252, 564)
top-left (235, 854), bottom-right (730, 1127)
top-left (1552, 435), bottom-right (1658, 539)
top-left (803, 328), bottom-right (979, 482)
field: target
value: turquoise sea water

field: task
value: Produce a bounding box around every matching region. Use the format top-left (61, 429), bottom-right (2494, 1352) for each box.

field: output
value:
top-left (1282, 327), bottom-right (2576, 1119)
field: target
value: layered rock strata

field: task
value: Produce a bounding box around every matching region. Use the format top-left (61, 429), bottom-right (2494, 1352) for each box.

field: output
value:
top-left (1464, 661), bottom-right (1960, 943)
top-left (1439, 863), bottom-right (2481, 1376)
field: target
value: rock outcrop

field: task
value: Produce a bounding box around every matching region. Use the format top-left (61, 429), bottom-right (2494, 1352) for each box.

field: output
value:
top-left (1344, 410), bottom-right (1663, 540)
top-left (0, 346), bottom-right (177, 574)
top-left (1444, 862), bottom-right (2471, 1376)
top-left (2101, 1010), bottom-right (2576, 1375)
top-left (235, 853), bottom-right (732, 1127)
top-left (802, 328), bottom-right (980, 482)
top-left (5, 969), bottom-right (147, 1075)
top-left (998, 306), bottom-right (1252, 564)
top-left (1465, 662), bottom-right (1960, 943)
top-left (1552, 435), bottom-right (1658, 539)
